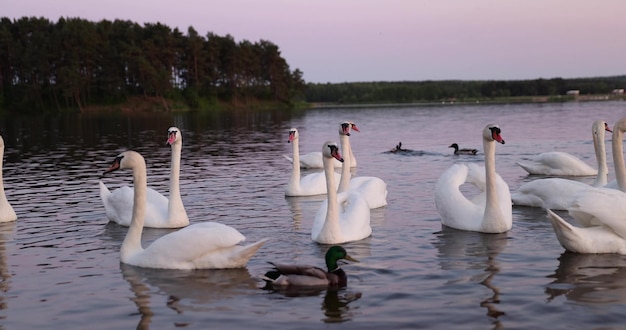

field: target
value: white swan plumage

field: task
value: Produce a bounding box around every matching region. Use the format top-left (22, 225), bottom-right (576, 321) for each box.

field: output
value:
top-left (547, 117), bottom-right (626, 254)
top-left (434, 124), bottom-right (512, 233)
top-left (285, 128), bottom-right (341, 196)
top-left (336, 121), bottom-right (387, 209)
top-left (311, 141), bottom-right (371, 244)
top-left (100, 127), bottom-right (189, 228)
top-left (103, 150), bottom-right (267, 269)
top-left (511, 120), bottom-right (611, 210)
top-left (516, 121), bottom-right (611, 176)
top-left (283, 125), bottom-right (358, 169)
top-left (0, 135), bottom-right (16, 222)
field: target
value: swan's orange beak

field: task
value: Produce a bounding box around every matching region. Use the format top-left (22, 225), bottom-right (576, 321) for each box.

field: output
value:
top-left (331, 148), bottom-right (344, 162)
top-left (166, 131), bottom-right (177, 145)
top-left (492, 131), bottom-right (505, 144)
top-left (288, 131), bottom-right (296, 143)
top-left (350, 123), bottom-right (360, 132)
top-left (104, 156), bottom-right (122, 174)
top-left (605, 122), bottom-right (613, 133)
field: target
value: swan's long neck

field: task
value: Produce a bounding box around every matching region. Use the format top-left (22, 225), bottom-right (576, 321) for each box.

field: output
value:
top-left (0, 145), bottom-right (6, 199)
top-left (593, 124), bottom-right (608, 187)
top-left (482, 138), bottom-right (501, 224)
top-left (121, 161), bottom-right (147, 260)
top-left (290, 139), bottom-right (301, 185)
top-left (323, 154), bottom-right (341, 239)
top-left (168, 141), bottom-right (187, 220)
top-left (613, 119), bottom-right (626, 192)
top-left (338, 134), bottom-right (351, 193)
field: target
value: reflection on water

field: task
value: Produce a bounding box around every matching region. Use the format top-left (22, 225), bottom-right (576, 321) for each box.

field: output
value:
top-left (0, 222), bottom-right (15, 313)
top-left (433, 227), bottom-right (509, 328)
top-left (121, 263), bottom-right (255, 328)
top-left (546, 252), bottom-right (626, 304)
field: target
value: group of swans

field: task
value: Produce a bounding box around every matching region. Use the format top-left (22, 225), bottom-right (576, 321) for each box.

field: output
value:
top-left (100, 127), bottom-right (267, 269)
top-left (435, 124), bottom-right (512, 233)
top-left (287, 121), bottom-right (386, 244)
top-left (100, 127), bottom-right (189, 228)
top-left (511, 120), bottom-right (612, 210)
top-left (284, 122), bottom-right (359, 169)
top-left (546, 117), bottom-right (626, 254)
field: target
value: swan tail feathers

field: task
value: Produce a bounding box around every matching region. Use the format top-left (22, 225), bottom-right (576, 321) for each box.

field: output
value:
top-left (232, 238), bottom-right (269, 267)
top-left (99, 180), bottom-right (111, 199)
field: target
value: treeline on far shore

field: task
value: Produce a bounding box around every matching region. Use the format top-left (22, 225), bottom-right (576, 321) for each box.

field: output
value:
top-left (304, 75), bottom-right (626, 105)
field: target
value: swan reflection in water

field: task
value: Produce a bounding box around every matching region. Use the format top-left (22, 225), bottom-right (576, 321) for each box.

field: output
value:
top-left (120, 263), bottom-right (255, 328)
top-left (546, 252), bottom-right (626, 304)
top-left (0, 222), bottom-right (15, 311)
top-left (432, 227), bottom-right (509, 327)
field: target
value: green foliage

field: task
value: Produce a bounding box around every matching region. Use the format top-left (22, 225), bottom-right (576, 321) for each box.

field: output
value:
top-left (305, 77), bottom-right (626, 104)
top-left (0, 17), bottom-right (306, 113)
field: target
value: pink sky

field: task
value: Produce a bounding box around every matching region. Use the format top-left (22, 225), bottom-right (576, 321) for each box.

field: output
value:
top-left (3, 0), bottom-right (625, 83)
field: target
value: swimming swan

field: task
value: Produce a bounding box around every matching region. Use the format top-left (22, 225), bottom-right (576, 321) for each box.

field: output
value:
top-left (435, 124), bottom-right (512, 233)
top-left (337, 122), bottom-right (387, 209)
top-left (511, 120), bottom-right (611, 210)
top-left (285, 128), bottom-right (341, 196)
top-left (547, 117), bottom-right (626, 254)
top-left (311, 142), bottom-right (371, 244)
top-left (516, 122), bottom-right (611, 176)
top-left (283, 124), bottom-right (359, 169)
top-left (0, 135), bottom-right (16, 222)
top-left (103, 150), bottom-right (268, 269)
top-left (100, 127), bottom-right (189, 228)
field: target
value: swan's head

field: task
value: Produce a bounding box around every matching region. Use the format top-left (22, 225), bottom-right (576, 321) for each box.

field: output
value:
top-left (288, 128), bottom-right (298, 143)
top-left (167, 127), bottom-right (182, 146)
top-left (339, 121), bottom-right (360, 137)
top-left (322, 141), bottom-right (344, 163)
top-left (484, 124), bottom-right (505, 144)
top-left (593, 120), bottom-right (612, 137)
top-left (103, 151), bottom-right (145, 175)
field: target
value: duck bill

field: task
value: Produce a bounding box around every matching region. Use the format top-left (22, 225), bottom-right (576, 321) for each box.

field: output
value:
top-left (344, 254), bottom-right (359, 263)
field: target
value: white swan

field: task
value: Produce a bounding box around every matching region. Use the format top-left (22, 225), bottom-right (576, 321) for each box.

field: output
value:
top-left (0, 136), bottom-right (16, 222)
top-left (434, 124), bottom-right (512, 233)
top-left (337, 122), bottom-right (388, 209)
top-left (511, 120), bottom-right (611, 210)
top-left (311, 141), bottom-right (371, 244)
top-left (285, 128), bottom-right (340, 196)
top-left (283, 124), bottom-right (359, 168)
top-left (100, 127), bottom-right (189, 228)
top-left (516, 122), bottom-right (611, 176)
top-left (547, 117), bottom-right (626, 254)
top-left (103, 150), bottom-right (268, 269)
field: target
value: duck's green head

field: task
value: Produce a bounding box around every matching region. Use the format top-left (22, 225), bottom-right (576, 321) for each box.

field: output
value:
top-left (325, 246), bottom-right (358, 271)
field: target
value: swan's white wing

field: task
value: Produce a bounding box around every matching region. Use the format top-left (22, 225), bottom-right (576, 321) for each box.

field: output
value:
top-left (144, 222), bottom-right (246, 262)
top-left (100, 181), bottom-right (169, 227)
top-left (569, 188), bottom-right (626, 237)
top-left (349, 176), bottom-right (388, 209)
top-left (517, 151), bottom-right (597, 176)
top-left (547, 209), bottom-right (626, 254)
top-left (511, 178), bottom-right (591, 210)
top-left (337, 191), bottom-right (372, 242)
top-left (435, 164), bottom-right (483, 229)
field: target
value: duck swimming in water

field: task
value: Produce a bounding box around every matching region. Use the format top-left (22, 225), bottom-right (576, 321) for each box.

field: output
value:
top-left (449, 143), bottom-right (478, 155)
top-left (261, 246), bottom-right (359, 289)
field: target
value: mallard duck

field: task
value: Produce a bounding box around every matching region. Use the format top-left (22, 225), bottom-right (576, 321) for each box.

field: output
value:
top-left (261, 246), bottom-right (358, 289)
top-left (449, 143), bottom-right (478, 155)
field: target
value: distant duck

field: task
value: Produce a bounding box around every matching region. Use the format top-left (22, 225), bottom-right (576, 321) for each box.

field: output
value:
top-left (449, 143), bottom-right (478, 155)
top-left (390, 142), bottom-right (412, 153)
top-left (261, 246), bottom-right (359, 289)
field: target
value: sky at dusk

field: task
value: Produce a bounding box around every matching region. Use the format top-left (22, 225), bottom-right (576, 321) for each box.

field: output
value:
top-left (3, 0), bottom-right (625, 83)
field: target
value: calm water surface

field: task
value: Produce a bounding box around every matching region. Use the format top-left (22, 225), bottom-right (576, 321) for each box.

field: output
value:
top-left (1, 101), bottom-right (626, 329)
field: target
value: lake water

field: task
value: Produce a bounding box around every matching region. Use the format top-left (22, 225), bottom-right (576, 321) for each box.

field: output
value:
top-left (1, 101), bottom-right (626, 329)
